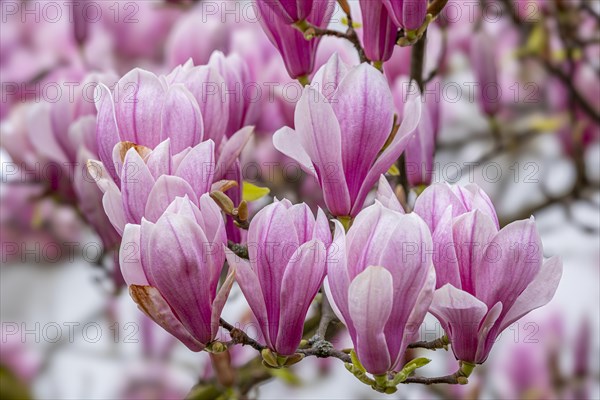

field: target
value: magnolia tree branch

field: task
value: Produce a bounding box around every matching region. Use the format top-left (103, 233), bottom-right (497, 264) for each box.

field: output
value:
top-left (294, 6), bottom-right (369, 64)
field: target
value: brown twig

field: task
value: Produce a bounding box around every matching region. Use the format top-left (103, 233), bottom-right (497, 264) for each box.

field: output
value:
top-left (219, 318), bottom-right (265, 352)
top-left (408, 336), bottom-right (449, 350)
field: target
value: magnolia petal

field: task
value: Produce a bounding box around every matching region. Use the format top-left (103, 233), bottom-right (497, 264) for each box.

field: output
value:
top-left (114, 68), bottom-right (166, 148)
top-left (331, 63), bottom-right (394, 200)
top-left (175, 140), bottom-right (215, 197)
top-left (376, 175), bottom-right (404, 213)
top-left (120, 224), bottom-right (147, 286)
top-left (500, 256), bottom-right (563, 331)
top-left (272, 126), bottom-right (316, 177)
top-left (476, 217), bottom-right (542, 313)
top-left (121, 148), bottom-right (155, 224)
top-left (325, 220), bottom-right (352, 330)
top-left (102, 187), bottom-right (127, 235)
top-left (275, 240), bottom-right (327, 355)
top-left (391, 264), bottom-right (436, 370)
top-left (310, 53), bottom-right (350, 99)
top-left (147, 213), bottom-right (219, 344)
top-left (144, 175), bottom-right (198, 223)
top-left (161, 84), bottom-right (204, 154)
top-left (224, 247), bottom-right (272, 349)
top-left (145, 139), bottom-right (172, 178)
top-left (182, 65), bottom-right (229, 144)
top-left (474, 301), bottom-right (503, 363)
top-left (431, 205), bottom-right (461, 289)
top-left (215, 126), bottom-right (253, 181)
top-left (95, 83), bottom-right (121, 183)
top-left (413, 183), bottom-right (468, 231)
top-left (350, 93), bottom-right (421, 216)
top-left (129, 285), bottom-right (205, 351)
top-left (210, 268), bottom-right (236, 338)
top-left (429, 284), bottom-right (489, 363)
top-left (296, 87), bottom-right (350, 216)
top-left (452, 210), bottom-right (498, 294)
top-left (348, 266), bottom-right (393, 375)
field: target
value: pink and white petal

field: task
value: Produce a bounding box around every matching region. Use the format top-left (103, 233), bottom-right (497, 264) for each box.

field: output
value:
top-left (431, 206), bottom-right (461, 289)
top-left (500, 256), bottom-right (562, 331)
top-left (325, 220), bottom-right (351, 329)
top-left (161, 84), bottom-right (204, 154)
top-left (331, 63), bottom-right (394, 200)
top-left (296, 87), bottom-right (350, 216)
top-left (215, 126), bottom-right (253, 181)
top-left (452, 210), bottom-right (498, 294)
top-left (147, 214), bottom-right (217, 344)
top-left (376, 175), bottom-right (404, 213)
top-left (129, 285), bottom-right (205, 351)
top-left (275, 240), bottom-right (327, 355)
top-left (145, 139), bottom-right (172, 178)
top-left (391, 264), bottom-right (436, 370)
top-left (351, 90), bottom-right (421, 216)
top-left (474, 301), bottom-right (503, 363)
top-left (175, 140), bottom-right (215, 197)
top-left (120, 224), bottom-right (148, 286)
top-left (225, 248), bottom-right (272, 348)
top-left (413, 183), bottom-right (467, 231)
top-left (272, 127), bottom-right (316, 177)
top-left (102, 188), bottom-right (127, 235)
top-left (429, 284), bottom-right (489, 363)
top-left (313, 208), bottom-right (332, 247)
top-left (210, 267), bottom-right (236, 338)
top-left (144, 175), bottom-right (198, 223)
top-left (310, 53), bottom-right (350, 99)
top-left (348, 266), bottom-right (394, 375)
top-left (95, 83), bottom-right (121, 183)
top-left (114, 68), bottom-right (166, 148)
top-left (182, 65), bottom-right (229, 144)
top-left (476, 217), bottom-right (543, 313)
top-left (121, 148), bottom-right (155, 224)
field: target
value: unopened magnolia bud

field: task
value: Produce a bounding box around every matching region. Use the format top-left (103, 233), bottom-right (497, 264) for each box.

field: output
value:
top-left (210, 191), bottom-right (235, 214)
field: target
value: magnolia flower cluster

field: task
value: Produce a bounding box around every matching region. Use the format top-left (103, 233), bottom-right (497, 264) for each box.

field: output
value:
top-left (103, 53), bottom-right (562, 379)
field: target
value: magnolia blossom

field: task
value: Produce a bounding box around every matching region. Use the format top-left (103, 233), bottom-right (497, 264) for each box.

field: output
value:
top-left (413, 184), bottom-right (562, 364)
top-left (254, 0), bottom-right (335, 79)
top-left (120, 194), bottom-right (232, 351)
top-left (225, 199), bottom-right (332, 356)
top-left (359, 0), bottom-right (397, 63)
top-left (326, 202), bottom-right (436, 375)
top-left (95, 63), bottom-right (252, 184)
top-left (88, 137), bottom-right (234, 235)
top-left (273, 54), bottom-right (421, 217)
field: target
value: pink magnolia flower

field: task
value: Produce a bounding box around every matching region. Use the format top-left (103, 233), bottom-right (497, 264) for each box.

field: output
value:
top-left (254, 0), bottom-right (335, 79)
top-left (382, 0), bottom-right (428, 31)
top-left (120, 194), bottom-right (233, 351)
top-left (325, 201), bottom-right (436, 375)
top-left (95, 64), bottom-right (253, 184)
top-left (224, 199), bottom-right (332, 356)
top-left (88, 137), bottom-right (235, 235)
top-left (413, 184), bottom-right (562, 364)
top-left (359, 0), bottom-right (398, 63)
top-left (273, 54), bottom-right (421, 217)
